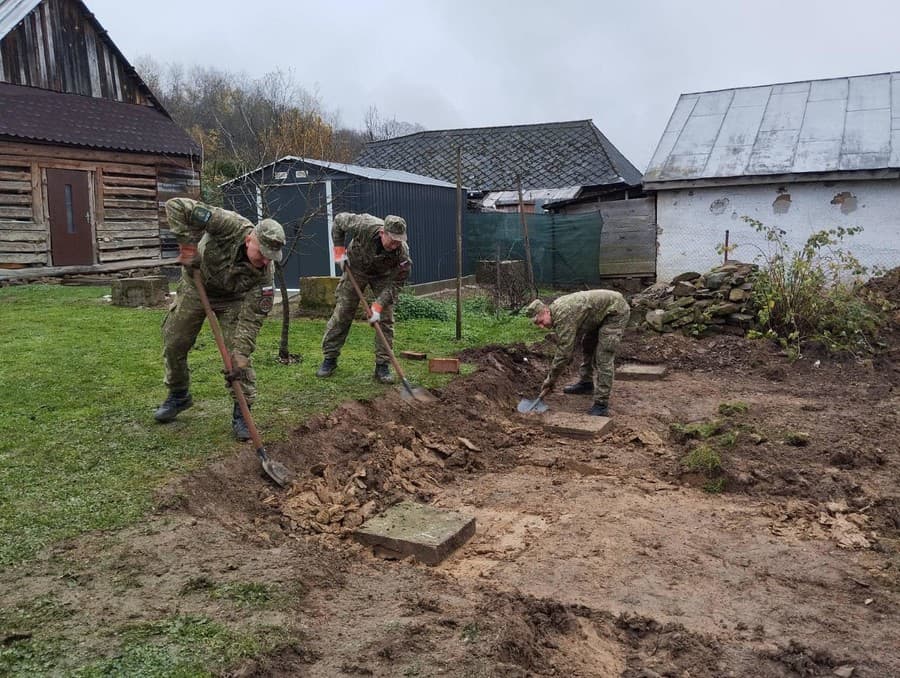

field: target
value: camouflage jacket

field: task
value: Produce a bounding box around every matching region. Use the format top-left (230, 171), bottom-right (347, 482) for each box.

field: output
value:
top-left (166, 198), bottom-right (274, 300)
top-left (333, 212), bottom-right (412, 308)
top-left (544, 290), bottom-right (630, 387)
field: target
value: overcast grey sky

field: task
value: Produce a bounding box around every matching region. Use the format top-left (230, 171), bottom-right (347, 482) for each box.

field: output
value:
top-left (87, 0), bottom-right (900, 171)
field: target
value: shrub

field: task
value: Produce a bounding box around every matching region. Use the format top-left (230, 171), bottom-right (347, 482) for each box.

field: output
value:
top-left (740, 217), bottom-right (885, 358)
top-left (393, 293), bottom-right (451, 321)
top-left (683, 444), bottom-right (722, 474)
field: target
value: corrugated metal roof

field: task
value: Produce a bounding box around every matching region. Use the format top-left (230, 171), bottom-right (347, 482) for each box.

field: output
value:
top-left (645, 71), bottom-right (900, 184)
top-left (0, 0), bottom-right (40, 39)
top-left (0, 81), bottom-right (198, 155)
top-left (220, 156), bottom-right (458, 188)
top-left (355, 120), bottom-right (643, 192)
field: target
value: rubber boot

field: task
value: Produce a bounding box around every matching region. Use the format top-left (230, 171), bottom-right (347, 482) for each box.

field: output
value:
top-left (232, 402), bottom-right (251, 441)
top-left (588, 402), bottom-right (609, 417)
top-left (563, 381), bottom-right (593, 395)
top-left (316, 357), bottom-right (338, 378)
top-left (154, 390), bottom-right (193, 422)
top-left (374, 362), bottom-right (395, 384)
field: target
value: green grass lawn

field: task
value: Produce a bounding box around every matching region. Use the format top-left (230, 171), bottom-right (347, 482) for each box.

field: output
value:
top-left (0, 284), bottom-right (540, 568)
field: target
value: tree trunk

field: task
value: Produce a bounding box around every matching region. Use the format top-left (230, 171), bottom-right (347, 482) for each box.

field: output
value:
top-left (276, 263), bottom-right (292, 361)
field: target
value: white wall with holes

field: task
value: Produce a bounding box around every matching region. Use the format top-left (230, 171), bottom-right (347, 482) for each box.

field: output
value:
top-left (655, 179), bottom-right (900, 281)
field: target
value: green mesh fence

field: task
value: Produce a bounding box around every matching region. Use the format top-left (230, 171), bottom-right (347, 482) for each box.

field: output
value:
top-left (464, 211), bottom-right (604, 287)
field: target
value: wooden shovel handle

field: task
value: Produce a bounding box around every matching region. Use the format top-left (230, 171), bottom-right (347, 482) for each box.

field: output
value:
top-left (342, 264), bottom-right (409, 385)
top-left (192, 269), bottom-right (265, 453)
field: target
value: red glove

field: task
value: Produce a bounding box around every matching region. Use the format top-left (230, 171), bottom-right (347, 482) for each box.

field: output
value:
top-left (333, 246), bottom-right (347, 268)
top-left (177, 243), bottom-right (199, 266)
top-left (368, 302), bottom-right (382, 325)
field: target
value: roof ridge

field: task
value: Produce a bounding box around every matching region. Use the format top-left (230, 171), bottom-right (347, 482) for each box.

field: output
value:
top-left (680, 69), bottom-right (900, 98)
top-left (368, 119), bottom-right (595, 145)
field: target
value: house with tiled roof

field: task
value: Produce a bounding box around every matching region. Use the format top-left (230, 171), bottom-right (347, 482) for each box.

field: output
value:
top-left (646, 72), bottom-right (900, 280)
top-left (357, 120), bottom-right (657, 281)
top-left (0, 0), bottom-right (200, 276)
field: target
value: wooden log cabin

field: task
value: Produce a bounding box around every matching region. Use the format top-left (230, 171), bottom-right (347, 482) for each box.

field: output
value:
top-left (0, 0), bottom-right (200, 276)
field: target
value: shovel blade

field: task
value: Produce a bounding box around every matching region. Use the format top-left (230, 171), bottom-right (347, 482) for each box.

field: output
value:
top-left (517, 397), bottom-right (549, 414)
top-left (257, 447), bottom-right (294, 487)
top-left (399, 379), bottom-right (437, 404)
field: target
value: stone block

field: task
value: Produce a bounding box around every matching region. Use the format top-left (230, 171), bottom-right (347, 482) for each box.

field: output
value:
top-left (428, 358), bottom-right (460, 373)
top-left (672, 271), bottom-right (701, 283)
top-left (298, 276), bottom-right (340, 311)
top-left (353, 500), bottom-right (475, 565)
top-left (540, 412), bottom-right (613, 439)
top-left (617, 363), bottom-right (668, 381)
top-left (111, 276), bottom-right (168, 307)
top-left (645, 309), bottom-right (666, 331)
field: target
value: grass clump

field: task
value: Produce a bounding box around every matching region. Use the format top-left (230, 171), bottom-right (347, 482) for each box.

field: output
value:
top-left (393, 293), bottom-right (451, 321)
top-left (718, 401), bottom-right (749, 416)
top-left (669, 419), bottom-right (724, 443)
top-left (682, 444), bottom-right (722, 475)
top-left (784, 431), bottom-right (810, 447)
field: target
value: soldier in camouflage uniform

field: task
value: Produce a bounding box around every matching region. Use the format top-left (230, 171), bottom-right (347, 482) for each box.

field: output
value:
top-left (316, 213), bottom-right (412, 384)
top-left (154, 198), bottom-right (285, 440)
top-left (524, 290), bottom-right (631, 416)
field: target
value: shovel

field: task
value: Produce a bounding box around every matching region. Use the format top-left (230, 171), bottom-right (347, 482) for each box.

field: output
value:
top-left (192, 269), bottom-right (294, 487)
top-left (343, 264), bottom-right (436, 404)
top-left (517, 387), bottom-right (550, 414)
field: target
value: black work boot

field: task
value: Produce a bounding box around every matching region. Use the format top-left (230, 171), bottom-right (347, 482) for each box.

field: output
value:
top-left (563, 380), bottom-right (593, 395)
top-left (588, 402), bottom-right (609, 417)
top-left (154, 390), bottom-right (192, 423)
top-left (373, 363), bottom-right (395, 384)
top-left (316, 357), bottom-right (338, 378)
top-left (232, 402), bottom-right (251, 441)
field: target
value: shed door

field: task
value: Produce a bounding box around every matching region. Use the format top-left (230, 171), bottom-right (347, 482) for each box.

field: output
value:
top-left (47, 169), bottom-right (93, 266)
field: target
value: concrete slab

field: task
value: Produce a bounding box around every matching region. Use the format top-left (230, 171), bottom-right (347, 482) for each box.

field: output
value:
top-left (616, 363), bottom-right (668, 381)
top-left (540, 412), bottom-right (613, 439)
top-left (353, 501), bottom-right (475, 565)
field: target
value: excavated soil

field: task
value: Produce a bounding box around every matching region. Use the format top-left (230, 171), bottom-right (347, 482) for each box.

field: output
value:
top-left (2, 327), bottom-right (899, 676)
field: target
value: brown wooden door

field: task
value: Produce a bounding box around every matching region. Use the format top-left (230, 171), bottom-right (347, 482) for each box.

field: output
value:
top-left (47, 169), bottom-right (94, 266)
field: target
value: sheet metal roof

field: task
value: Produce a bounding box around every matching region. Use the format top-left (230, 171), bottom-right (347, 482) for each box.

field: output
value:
top-left (645, 72), bottom-right (900, 185)
top-left (355, 120), bottom-right (643, 192)
top-left (0, 82), bottom-right (198, 156)
top-left (0, 0), bottom-right (40, 39)
top-left (220, 156), bottom-right (458, 189)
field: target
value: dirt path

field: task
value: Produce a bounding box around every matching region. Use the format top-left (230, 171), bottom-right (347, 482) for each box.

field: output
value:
top-left (1, 332), bottom-right (898, 676)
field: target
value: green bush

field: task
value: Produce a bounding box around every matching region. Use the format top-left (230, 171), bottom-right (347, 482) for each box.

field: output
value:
top-left (740, 217), bottom-right (885, 358)
top-left (393, 293), bottom-right (451, 321)
top-left (683, 444), bottom-right (722, 474)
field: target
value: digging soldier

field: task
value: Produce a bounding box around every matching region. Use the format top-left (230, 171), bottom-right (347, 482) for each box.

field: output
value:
top-left (316, 212), bottom-right (412, 383)
top-left (524, 290), bottom-right (631, 416)
top-left (154, 197), bottom-right (285, 440)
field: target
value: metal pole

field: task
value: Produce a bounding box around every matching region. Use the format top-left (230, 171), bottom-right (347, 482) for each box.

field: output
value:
top-left (517, 176), bottom-right (536, 296)
top-left (724, 229), bottom-right (730, 263)
top-left (455, 147), bottom-right (463, 341)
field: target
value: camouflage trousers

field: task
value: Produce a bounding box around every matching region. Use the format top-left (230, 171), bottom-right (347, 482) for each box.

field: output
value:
top-left (321, 271), bottom-right (395, 364)
top-left (162, 285), bottom-right (261, 404)
top-left (576, 307), bottom-right (631, 405)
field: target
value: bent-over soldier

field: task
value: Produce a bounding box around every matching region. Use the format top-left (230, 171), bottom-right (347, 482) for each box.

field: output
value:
top-left (524, 289), bottom-right (631, 416)
top-left (154, 198), bottom-right (285, 440)
top-left (316, 212), bottom-right (412, 384)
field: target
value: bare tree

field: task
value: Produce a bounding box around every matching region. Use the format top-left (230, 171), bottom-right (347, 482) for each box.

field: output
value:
top-left (364, 105), bottom-right (426, 141)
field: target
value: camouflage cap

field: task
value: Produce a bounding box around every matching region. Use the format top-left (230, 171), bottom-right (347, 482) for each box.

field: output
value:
top-left (383, 215), bottom-right (407, 242)
top-left (523, 299), bottom-right (547, 318)
top-left (255, 219), bottom-right (285, 263)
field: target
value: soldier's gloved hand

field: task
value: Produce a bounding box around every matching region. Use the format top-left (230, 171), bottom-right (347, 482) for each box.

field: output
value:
top-left (224, 351), bottom-right (250, 384)
top-left (333, 246), bottom-right (348, 269)
top-left (367, 302), bottom-right (382, 325)
top-left (177, 243), bottom-right (199, 267)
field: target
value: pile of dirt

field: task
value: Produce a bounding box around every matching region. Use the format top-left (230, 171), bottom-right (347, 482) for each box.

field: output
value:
top-left (866, 265), bottom-right (900, 304)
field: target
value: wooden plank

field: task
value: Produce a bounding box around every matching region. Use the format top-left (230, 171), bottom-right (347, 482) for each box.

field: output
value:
top-left (0, 220), bottom-right (45, 231)
top-left (601, 231), bottom-right (656, 246)
top-left (102, 185), bottom-right (156, 196)
top-left (0, 231), bottom-right (46, 242)
top-left (0, 252), bottom-right (47, 264)
top-left (0, 170), bottom-right (30, 181)
top-left (98, 237), bottom-right (161, 250)
top-left (103, 198), bottom-right (156, 210)
top-left (597, 261), bottom-right (656, 276)
top-left (0, 207), bottom-right (32, 218)
top-left (0, 241), bottom-right (43, 253)
top-left (104, 208), bottom-right (158, 220)
top-left (0, 194), bottom-right (32, 205)
top-left (602, 216), bottom-right (656, 230)
top-left (598, 198), bottom-right (656, 219)
top-left (96, 221), bottom-right (160, 232)
top-left (0, 144), bottom-right (185, 169)
top-left (30, 162), bottom-right (43, 225)
top-left (0, 180), bottom-right (30, 192)
top-left (96, 228), bottom-right (159, 239)
top-left (0, 258), bottom-right (163, 279)
top-left (99, 248), bottom-right (161, 262)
